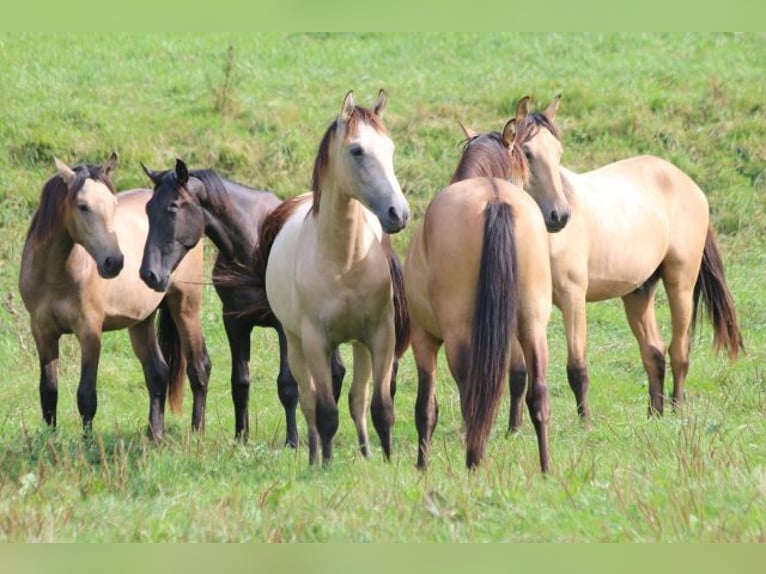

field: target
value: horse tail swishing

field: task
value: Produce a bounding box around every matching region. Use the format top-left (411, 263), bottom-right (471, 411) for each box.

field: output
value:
top-left (464, 200), bottom-right (517, 468)
top-left (692, 224), bottom-right (744, 361)
top-left (157, 300), bottom-right (186, 415)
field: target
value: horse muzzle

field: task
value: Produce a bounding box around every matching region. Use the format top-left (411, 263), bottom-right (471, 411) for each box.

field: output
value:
top-left (97, 253), bottom-right (125, 279)
top-left (139, 266), bottom-right (169, 292)
top-left (545, 207), bottom-right (570, 233)
top-left (380, 204), bottom-right (411, 234)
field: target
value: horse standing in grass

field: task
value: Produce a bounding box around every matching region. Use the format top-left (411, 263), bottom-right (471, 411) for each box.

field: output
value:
top-left (19, 153), bottom-right (210, 438)
top-left (404, 175), bottom-right (556, 471)
top-left (257, 90), bottom-right (410, 465)
top-left (139, 160), bottom-right (347, 446)
top-left (457, 95), bottom-right (742, 425)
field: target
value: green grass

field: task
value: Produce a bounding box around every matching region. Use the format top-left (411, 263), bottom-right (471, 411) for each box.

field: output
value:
top-left (1, 33), bottom-right (765, 542)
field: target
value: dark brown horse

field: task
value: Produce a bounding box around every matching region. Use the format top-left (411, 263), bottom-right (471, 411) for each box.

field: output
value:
top-left (139, 160), bottom-right (348, 446)
top-left (457, 95), bottom-right (743, 425)
top-left (19, 154), bottom-right (210, 438)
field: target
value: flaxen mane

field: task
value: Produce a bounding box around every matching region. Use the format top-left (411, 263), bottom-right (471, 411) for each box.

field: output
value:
top-left (26, 164), bottom-right (115, 250)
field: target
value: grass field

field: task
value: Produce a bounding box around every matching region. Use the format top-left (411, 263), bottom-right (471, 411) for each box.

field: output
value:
top-left (1, 33), bottom-right (765, 542)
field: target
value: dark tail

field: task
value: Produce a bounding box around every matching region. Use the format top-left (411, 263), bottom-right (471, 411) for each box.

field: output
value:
top-left (158, 301), bottom-right (185, 415)
top-left (464, 200), bottom-right (517, 468)
top-left (692, 224), bottom-right (743, 361)
top-left (382, 234), bottom-right (410, 360)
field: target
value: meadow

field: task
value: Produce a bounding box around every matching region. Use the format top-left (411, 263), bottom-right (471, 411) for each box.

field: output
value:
top-left (0, 33), bottom-right (765, 542)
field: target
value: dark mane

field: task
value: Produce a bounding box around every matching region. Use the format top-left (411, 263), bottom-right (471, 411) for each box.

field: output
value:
top-left (311, 105), bottom-right (387, 214)
top-left (189, 168), bottom-right (232, 212)
top-left (451, 132), bottom-right (512, 183)
top-left (26, 164), bottom-right (115, 250)
top-left (509, 112), bottom-right (561, 185)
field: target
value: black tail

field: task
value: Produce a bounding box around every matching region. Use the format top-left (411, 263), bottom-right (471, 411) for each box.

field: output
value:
top-left (464, 200), bottom-right (517, 468)
top-left (692, 224), bottom-right (743, 361)
top-left (157, 301), bottom-right (185, 415)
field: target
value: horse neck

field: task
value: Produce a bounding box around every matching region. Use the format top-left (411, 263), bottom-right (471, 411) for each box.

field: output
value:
top-left (316, 183), bottom-right (374, 270)
top-left (26, 220), bottom-right (82, 283)
top-left (201, 181), bottom-right (260, 263)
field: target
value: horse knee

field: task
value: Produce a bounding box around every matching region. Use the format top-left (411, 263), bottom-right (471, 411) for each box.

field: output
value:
top-left (277, 371), bottom-right (299, 410)
top-left (315, 398), bottom-right (339, 443)
top-left (231, 371), bottom-right (250, 407)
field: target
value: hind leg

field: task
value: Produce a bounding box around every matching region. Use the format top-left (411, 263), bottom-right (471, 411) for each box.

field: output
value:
top-left (518, 327), bottom-right (551, 474)
top-left (271, 323), bottom-right (301, 448)
top-left (129, 313), bottom-right (170, 440)
top-left (222, 313), bottom-right (253, 442)
top-left (622, 288), bottom-right (666, 416)
top-left (508, 337), bottom-right (527, 433)
top-left (349, 342), bottom-right (372, 457)
top-left (32, 326), bottom-right (60, 428)
top-left (411, 325), bottom-right (442, 469)
top-left (165, 290), bottom-right (211, 432)
top-left (663, 269), bottom-right (697, 410)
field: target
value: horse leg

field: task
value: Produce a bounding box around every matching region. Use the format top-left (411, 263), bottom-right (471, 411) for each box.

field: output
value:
top-left (558, 291), bottom-right (591, 424)
top-left (368, 321), bottom-right (396, 461)
top-left (272, 323), bottom-right (300, 448)
top-left (411, 325), bottom-right (441, 469)
top-left (508, 337), bottom-right (527, 433)
top-left (663, 272), bottom-right (696, 411)
top-left (128, 313), bottom-right (170, 440)
top-left (32, 327), bottom-right (60, 428)
top-left (299, 325), bottom-right (338, 465)
top-left (330, 349), bottom-right (346, 403)
top-left (349, 342), bottom-right (372, 457)
top-left (519, 328), bottom-right (551, 474)
top-left (223, 313), bottom-right (252, 442)
top-left (165, 291), bottom-right (211, 432)
top-left (75, 327), bottom-right (102, 434)
top-left (621, 289), bottom-right (666, 417)
top-left (284, 331), bottom-right (320, 465)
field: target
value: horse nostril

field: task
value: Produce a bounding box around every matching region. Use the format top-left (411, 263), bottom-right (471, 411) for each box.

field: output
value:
top-left (388, 206), bottom-right (400, 223)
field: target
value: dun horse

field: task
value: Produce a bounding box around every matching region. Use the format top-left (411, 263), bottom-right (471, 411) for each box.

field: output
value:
top-left (19, 154), bottom-right (210, 438)
top-left (256, 90), bottom-right (410, 465)
top-left (405, 181), bottom-right (560, 468)
top-left (457, 95), bottom-right (742, 424)
top-left (139, 160), bottom-right (347, 446)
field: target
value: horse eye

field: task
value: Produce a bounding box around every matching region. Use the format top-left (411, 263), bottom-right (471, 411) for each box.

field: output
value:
top-left (349, 146), bottom-right (364, 158)
top-left (77, 204), bottom-right (90, 214)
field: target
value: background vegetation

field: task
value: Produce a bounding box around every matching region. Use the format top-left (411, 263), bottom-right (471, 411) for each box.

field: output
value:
top-left (0, 33), bottom-right (764, 541)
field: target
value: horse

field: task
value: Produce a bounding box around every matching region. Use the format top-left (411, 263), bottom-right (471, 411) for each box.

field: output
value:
top-left (256, 89), bottom-right (410, 465)
top-left (405, 174), bottom-right (555, 470)
top-left (19, 153), bottom-right (211, 439)
top-left (139, 160), bottom-right (348, 447)
top-left (456, 95), bottom-right (743, 425)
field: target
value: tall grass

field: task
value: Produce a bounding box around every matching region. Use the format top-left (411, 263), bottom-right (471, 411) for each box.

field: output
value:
top-left (0, 33), bottom-right (764, 541)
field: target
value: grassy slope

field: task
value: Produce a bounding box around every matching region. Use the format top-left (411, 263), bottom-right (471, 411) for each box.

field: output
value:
top-left (0, 33), bottom-right (764, 541)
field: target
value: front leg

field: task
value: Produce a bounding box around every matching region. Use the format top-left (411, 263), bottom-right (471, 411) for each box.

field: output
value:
top-left (32, 326), bottom-right (60, 428)
top-left (284, 331), bottom-right (320, 466)
top-left (76, 329), bottom-right (102, 434)
top-left (274, 323), bottom-right (300, 448)
top-left (300, 323), bottom-right (338, 465)
top-left (557, 285), bottom-right (591, 424)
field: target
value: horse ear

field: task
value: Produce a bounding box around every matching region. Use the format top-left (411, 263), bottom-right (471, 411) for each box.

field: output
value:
top-left (515, 95), bottom-right (531, 124)
top-left (543, 94), bottom-right (561, 122)
top-left (175, 158), bottom-right (189, 187)
top-left (501, 119), bottom-right (516, 148)
top-left (53, 156), bottom-right (76, 186)
top-left (140, 162), bottom-right (161, 186)
top-left (458, 121), bottom-right (478, 140)
top-left (340, 90), bottom-right (355, 122)
top-left (103, 151), bottom-right (119, 177)
top-left (373, 89), bottom-right (388, 118)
